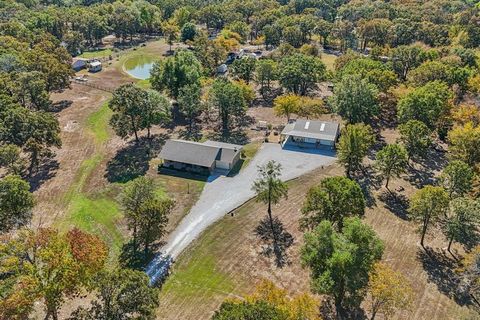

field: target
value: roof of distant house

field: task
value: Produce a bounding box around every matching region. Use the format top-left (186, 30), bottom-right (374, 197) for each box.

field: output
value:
top-left (281, 119), bottom-right (339, 141)
top-left (90, 61), bottom-right (102, 67)
top-left (159, 139), bottom-right (243, 168)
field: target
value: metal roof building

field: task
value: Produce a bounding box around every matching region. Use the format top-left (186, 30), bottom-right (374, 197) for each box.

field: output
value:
top-left (159, 139), bottom-right (243, 175)
top-left (280, 119), bottom-right (340, 149)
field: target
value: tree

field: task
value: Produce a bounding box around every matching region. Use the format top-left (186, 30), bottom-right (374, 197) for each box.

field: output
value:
top-left (0, 144), bottom-right (25, 174)
top-left (301, 176), bottom-right (365, 231)
top-left (213, 279), bottom-right (320, 320)
top-left (255, 59), bottom-right (277, 97)
top-left (0, 175), bottom-right (35, 233)
top-left (231, 57), bottom-right (256, 84)
top-left (208, 78), bottom-right (247, 136)
top-left (109, 84), bottom-right (146, 142)
top-left (69, 268), bottom-right (159, 320)
top-left (301, 218), bottom-right (384, 315)
top-left (440, 160), bottom-right (474, 199)
top-left (443, 197), bottom-right (480, 253)
top-left (375, 144), bottom-right (408, 190)
top-left (337, 124), bottom-right (375, 178)
top-left (296, 97), bottom-right (327, 119)
top-left (150, 49), bottom-right (202, 99)
top-left (137, 198), bottom-right (173, 254)
top-left (0, 228), bottom-right (107, 320)
top-left (181, 22), bottom-right (196, 42)
top-left (121, 176), bottom-right (156, 252)
top-left (408, 185), bottom-right (449, 248)
top-left (367, 263), bottom-right (414, 320)
top-left (178, 83), bottom-right (202, 137)
top-left (390, 44), bottom-right (427, 80)
top-left (448, 122), bottom-right (480, 167)
top-left (397, 81), bottom-right (451, 130)
top-left (212, 301), bottom-right (288, 320)
top-left (398, 120), bottom-right (432, 161)
top-left (252, 160), bottom-right (288, 260)
top-left (162, 22), bottom-right (179, 52)
top-left (278, 53), bottom-right (326, 95)
top-left (273, 94), bottom-right (300, 121)
top-left (143, 90), bottom-right (171, 138)
top-left (332, 74), bottom-right (379, 124)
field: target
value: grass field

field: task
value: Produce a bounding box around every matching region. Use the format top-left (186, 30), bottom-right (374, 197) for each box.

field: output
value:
top-left (79, 48), bottom-right (113, 59)
top-left (321, 52), bottom-right (337, 71)
top-left (57, 102), bottom-right (126, 258)
top-left (158, 163), bottom-right (475, 320)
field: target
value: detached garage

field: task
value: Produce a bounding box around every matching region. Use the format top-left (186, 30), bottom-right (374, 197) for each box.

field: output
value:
top-left (280, 119), bottom-right (340, 149)
top-left (159, 139), bottom-right (243, 175)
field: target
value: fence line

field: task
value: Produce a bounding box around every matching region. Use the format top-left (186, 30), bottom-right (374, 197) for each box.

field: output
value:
top-left (72, 79), bottom-right (115, 93)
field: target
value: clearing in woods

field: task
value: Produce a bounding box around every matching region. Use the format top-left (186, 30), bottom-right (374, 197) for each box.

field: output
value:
top-left (158, 160), bottom-right (475, 320)
top-left (33, 39), bottom-right (204, 263)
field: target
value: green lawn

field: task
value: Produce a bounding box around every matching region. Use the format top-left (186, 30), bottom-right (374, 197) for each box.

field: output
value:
top-left (79, 48), bottom-right (113, 59)
top-left (229, 141), bottom-right (261, 176)
top-left (321, 52), bottom-right (337, 71)
top-left (87, 102), bottom-right (113, 144)
top-left (58, 100), bottom-right (126, 259)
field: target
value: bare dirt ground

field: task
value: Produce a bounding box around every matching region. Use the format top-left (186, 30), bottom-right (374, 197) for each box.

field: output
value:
top-left (157, 156), bottom-right (475, 320)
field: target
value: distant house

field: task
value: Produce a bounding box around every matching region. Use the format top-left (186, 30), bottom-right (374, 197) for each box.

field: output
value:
top-left (216, 64), bottom-right (228, 76)
top-left (280, 119), bottom-right (340, 149)
top-left (88, 60), bottom-right (102, 72)
top-left (72, 58), bottom-right (87, 71)
top-left (159, 139), bottom-right (243, 175)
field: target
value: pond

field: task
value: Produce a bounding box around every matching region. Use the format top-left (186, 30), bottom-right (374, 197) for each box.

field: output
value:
top-left (123, 55), bottom-right (156, 80)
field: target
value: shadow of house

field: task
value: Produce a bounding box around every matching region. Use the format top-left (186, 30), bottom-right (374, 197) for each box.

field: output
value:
top-left (105, 134), bottom-right (167, 183)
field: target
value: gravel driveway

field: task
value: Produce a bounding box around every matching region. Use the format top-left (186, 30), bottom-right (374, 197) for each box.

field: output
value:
top-left (146, 143), bottom-right (336, 283)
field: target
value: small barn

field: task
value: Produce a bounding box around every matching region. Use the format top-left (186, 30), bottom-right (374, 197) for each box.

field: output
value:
top-left (72, 58), bottom-right (87, 71)
top-left (159, 139), bottom-right (243, 175)
top-left (280, 119), bottom-right (340, 149)
top-left (216, 64), bottom-right (228, 76)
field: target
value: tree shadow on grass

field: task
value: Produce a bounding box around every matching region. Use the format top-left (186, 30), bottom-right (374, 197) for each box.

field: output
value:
top-left (105, 134), bottom-right (168, 183)
top-left (208, 129), bottom-right (251, 145)
top-left (27, 158), bottom-right (59, 192)
top-left (119, 239), bottom-right (164, 270)
top-left (177, 123), bottom-right (203, 142)
top-left (50, 100), bottom-right (72, 113)
top-left (418, 247), bottom-right (473, 307)
top-left (352, 166), bottom-right (381, 208)
top-left (255, 216), bottom-right (294, 268)
top-left (378, 190), bottom-right (410, 220)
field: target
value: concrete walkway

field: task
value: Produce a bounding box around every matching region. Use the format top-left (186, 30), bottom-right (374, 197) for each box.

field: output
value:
top-left (146, 143), bottom-right (337, 283)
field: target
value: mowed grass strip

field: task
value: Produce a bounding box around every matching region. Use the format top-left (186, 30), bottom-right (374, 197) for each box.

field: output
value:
top-left (59, 100), bottom-right (125, 258)
top-left (79, 48), bottom-right (113, 59)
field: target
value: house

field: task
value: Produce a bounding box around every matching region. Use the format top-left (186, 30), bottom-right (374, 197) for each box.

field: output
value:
top-left (72, 58), bottom-right (87, 71)
top-left (216, 64), bottom-right (228, 76)
top-left (159, 139), bottom-right (243, 175)
top-left (280, 119), bottom-right (340, 149)
top-left (88, 60), bottom-right (102, 72)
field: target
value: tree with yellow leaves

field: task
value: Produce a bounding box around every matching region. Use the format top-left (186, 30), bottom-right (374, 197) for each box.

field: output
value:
top-left (367, 262), bottom-right (414, 320)
top-left (273, 94), bottom-right (301, 121)
top-left (448, 122), bottom-right (480, 167)
top-left (452, 105), bottom-right (480, 127)
top-left (212, 279), bottom-right (321, 320)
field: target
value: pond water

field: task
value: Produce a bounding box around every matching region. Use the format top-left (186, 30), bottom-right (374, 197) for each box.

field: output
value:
top-left (123, 55), bottom-right (156, 80)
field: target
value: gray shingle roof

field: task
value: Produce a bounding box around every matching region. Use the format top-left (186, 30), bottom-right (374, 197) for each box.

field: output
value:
top-left (159, 139), bottom-right (244, 168)
top-left (159, 140), bottom-right (219, 168)
top-left (281, 119), bottom-right (339, 141)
